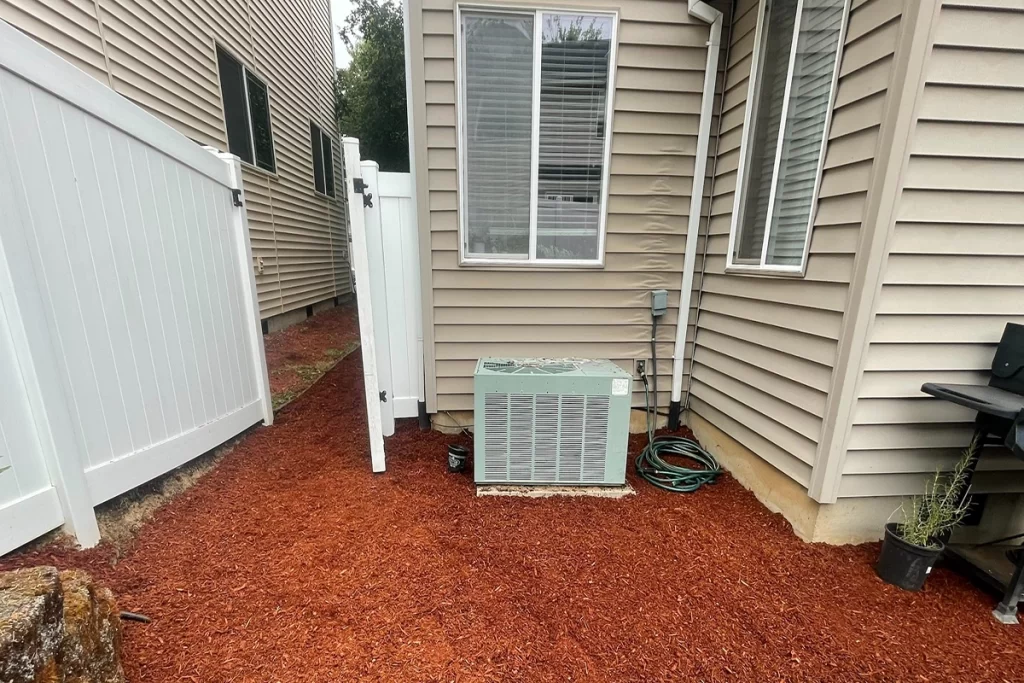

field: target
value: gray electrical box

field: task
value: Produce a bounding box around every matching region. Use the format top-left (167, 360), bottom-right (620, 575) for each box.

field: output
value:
top-left (650, 289), bottom-right (668, 318)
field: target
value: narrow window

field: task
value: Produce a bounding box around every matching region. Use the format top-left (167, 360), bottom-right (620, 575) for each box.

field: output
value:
top-left (730, 0), bottom-right (847, 271)
top-left (311, 123), bottom-right (326, 194)
top-left (216, 46), bottom-right (276, 173)
top-left (246, 72), bottom-right (275, 172)
top-left (460, 9), bottom-right (614, 264)
top-left (321, 130), bottom-right (335, 197)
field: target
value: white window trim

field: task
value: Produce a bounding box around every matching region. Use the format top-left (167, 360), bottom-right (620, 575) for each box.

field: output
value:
top-left (454, 4), bottom-right (618, 267)
top-left (725, 0), bottom-right (850, 276)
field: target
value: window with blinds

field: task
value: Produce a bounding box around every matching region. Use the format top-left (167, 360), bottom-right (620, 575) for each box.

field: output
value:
top-left (460, 10), bottom-right (614, 264)
top-left (730, 0), bottom-right (847, 271)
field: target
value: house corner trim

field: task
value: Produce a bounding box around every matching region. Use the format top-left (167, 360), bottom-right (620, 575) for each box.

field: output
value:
top-left (809, 0), bottom-right (943, 503)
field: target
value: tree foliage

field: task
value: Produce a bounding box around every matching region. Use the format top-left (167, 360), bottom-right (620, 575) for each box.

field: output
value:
top-left (336, 0), bottom-right (409, 172)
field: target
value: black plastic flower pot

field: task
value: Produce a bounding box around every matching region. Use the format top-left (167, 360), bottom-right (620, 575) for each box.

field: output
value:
top-left (875, 522), bottom-right (944, 592)
top-left (447, 444), bottom-right (469, 473)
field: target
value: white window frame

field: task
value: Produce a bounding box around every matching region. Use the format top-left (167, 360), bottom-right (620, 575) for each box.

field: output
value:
top-left (455, 4), bottom-right (618, 267)
top-left (725, 0), bottom-right (850, 276)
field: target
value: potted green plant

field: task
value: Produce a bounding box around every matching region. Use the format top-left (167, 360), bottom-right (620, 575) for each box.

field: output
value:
top-left (875, 437), bottom-right (978, 591)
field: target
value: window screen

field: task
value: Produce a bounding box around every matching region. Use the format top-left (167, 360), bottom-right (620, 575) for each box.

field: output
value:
top-left (321, 131), bottom-right (335, 197)
top-left (460, 10), bottom-right (613, 263)
top-left (732, 0), bottom-right (845, 269)
top-left (217, 47), bottom-right (253, 165)
top-left (311, 123), bottom-right (326, 194)
top-left (246, 72), bottom-right (276, 173)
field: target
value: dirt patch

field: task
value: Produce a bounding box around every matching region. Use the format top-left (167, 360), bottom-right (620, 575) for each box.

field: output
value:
top-left (2, 352), bottom-right (1021, 682)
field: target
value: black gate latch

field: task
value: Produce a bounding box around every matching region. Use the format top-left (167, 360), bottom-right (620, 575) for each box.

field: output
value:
top-left (379, 390), bottom-right (388, 403)
top-left (352, 177), bottom-right (374, 208)
top-left (231, 188), bottom-right (243, 207)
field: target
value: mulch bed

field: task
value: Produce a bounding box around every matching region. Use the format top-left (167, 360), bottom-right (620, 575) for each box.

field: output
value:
top-left (263, 300), bottom-right (361, 404)
top-left (2, 352), bottom-right (1020, 681)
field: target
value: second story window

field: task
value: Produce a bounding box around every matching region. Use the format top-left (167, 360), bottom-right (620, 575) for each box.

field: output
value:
top-left (310, 122), bottom-right (336, 197)
top-left (216, 46), bottom-right (276, 173)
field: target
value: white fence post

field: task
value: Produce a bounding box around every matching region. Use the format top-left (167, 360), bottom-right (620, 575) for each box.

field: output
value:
top-left (342, 138), bottom-right (386, 472)
top-left (217, 151), bottom-right (273, 426)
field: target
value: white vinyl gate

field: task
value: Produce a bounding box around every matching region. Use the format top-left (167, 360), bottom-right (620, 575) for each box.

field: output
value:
top-left (360, 163), bottom-right (423, 435)
top-left (0, 23), bottom-right (271, 554)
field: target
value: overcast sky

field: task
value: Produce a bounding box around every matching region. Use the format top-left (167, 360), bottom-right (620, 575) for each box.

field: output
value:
top-left (331, 0), bottom-right (355, 69)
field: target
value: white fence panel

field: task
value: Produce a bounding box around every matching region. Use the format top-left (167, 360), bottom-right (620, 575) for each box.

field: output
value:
top-left (0, 23), bottom-right (271, 553)
top-left (377, 172), bottom-right (422, 419)
top-left (342, 139), bottom-right (386, 472)
top-left (360, 161), bottom-right (396, 436)
top-left (0, 287), bottom-right (64, 551)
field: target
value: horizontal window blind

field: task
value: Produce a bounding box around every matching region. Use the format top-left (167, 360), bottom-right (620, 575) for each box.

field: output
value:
top-left (536, 14), bottom-right (612, 261)
top-left (460, 10), bottom-right (614, 263)
top-left (731, 0), bottom-right (846, 271)
top-left (735, 0), bottom-right (796, 263)
top-left (766, 0), bottom-right (845, 265)
top-left (463, 13), bottom-right (534, 257)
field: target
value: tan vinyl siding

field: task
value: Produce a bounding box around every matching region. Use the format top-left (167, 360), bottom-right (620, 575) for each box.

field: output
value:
top-left (687, 0), bottom-right (903, 488)
top-left (0, 0), bottom-right (110, 82)
top-left (840, 0), bottom-right (1024, 498)
top-left (414, 0), bottom-right (712, 412)
top-left (0, 0), bottom-right (351, 317)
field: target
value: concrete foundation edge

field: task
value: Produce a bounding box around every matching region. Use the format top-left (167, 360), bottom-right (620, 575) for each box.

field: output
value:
top-left (686, 411), bottom-right (899, 545)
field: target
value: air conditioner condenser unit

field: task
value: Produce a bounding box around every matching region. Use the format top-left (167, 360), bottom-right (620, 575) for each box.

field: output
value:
top-left (473, 358), bottom-right (632, 486)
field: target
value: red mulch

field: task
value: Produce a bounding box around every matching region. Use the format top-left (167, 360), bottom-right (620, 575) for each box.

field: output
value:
top-left (263, 301), bottom-right (360, 397)
top-left (3, 353), bottom-right (1020, 682)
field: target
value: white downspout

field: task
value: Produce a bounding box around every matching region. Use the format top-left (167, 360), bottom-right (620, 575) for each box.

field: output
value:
top-left (669, 0), bottom-right (723, 429)
top-left (402, 0), bottom-right (428, 427)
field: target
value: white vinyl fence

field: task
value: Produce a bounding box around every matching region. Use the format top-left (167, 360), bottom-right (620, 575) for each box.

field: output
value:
top-left (0, 23), bottom-right (272, 554)
top-left (360, 164), bottom-right (423, 433)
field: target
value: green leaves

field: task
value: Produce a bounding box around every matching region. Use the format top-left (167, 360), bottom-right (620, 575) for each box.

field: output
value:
top-left (336, 0), bottom-right (409, 172)
top-left (896, 433), bottom-right (980, 549)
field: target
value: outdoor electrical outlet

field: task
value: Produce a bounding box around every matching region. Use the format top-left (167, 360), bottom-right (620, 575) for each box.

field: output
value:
top-left (635, 359), bottom-right (646, 377)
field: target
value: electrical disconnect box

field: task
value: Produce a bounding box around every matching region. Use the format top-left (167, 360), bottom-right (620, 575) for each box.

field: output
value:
top-left (650, 289), bottom-right (668, 318)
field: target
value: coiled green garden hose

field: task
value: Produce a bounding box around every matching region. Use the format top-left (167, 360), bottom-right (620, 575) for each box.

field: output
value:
top-left (634, 361), bottom-right (721, 493)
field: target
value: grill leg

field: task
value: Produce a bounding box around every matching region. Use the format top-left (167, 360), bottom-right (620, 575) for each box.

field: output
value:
top-left (993, 553), bottom-right (1024, 625)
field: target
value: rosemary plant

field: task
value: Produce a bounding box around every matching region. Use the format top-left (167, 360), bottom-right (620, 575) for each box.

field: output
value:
top-left (896, 433), bottom-right (980, 549)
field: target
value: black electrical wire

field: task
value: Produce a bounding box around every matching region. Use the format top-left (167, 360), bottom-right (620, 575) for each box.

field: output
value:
top-left (634, 315), bottom-right (721, 493)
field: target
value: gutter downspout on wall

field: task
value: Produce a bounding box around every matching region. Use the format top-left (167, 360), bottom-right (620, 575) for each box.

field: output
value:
top-left (668, 0), bottom-right (723, 430)
top-left (401, 0), bottom-right (429, 427)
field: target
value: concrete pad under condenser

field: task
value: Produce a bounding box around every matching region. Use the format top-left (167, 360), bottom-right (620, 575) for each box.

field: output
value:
top-left (476, 483), bottom-right (636, 499)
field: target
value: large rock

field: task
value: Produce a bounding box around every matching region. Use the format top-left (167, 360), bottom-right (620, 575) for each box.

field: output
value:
top-left (0, 567), bottom-right (125, 683)
top-left (59, 571), bottom-right (125, 683)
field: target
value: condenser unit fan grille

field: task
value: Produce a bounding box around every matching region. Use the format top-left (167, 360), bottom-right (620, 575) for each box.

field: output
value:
top-left (481, 392), bottom-right (610, 483)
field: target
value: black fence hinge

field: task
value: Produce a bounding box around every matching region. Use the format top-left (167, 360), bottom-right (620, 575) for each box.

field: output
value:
top-left (352, 177), bottom-right (374, 208)
top-left (231, 188), bottom-right (243, 207)
top-left (379, 390), bottom-right (388, 403)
